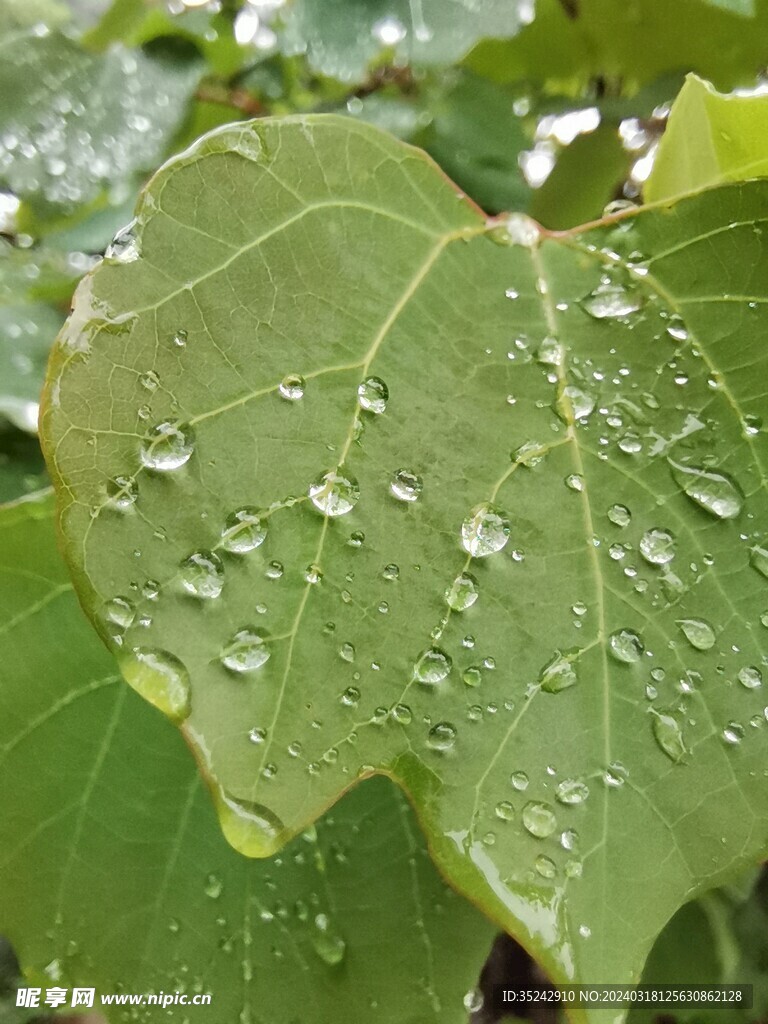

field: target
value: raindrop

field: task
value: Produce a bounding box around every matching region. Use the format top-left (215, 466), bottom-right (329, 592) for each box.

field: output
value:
top-left (522, 801), bottom-right (557, 839)
top-left (139, 369), bottom-right (159, 391)
top-left (445, 572), bottom-right (479, 611)
top-left (495, 801), bottom-right (515, 821)
top-left (510, 771), bottom-right (529, 791)
top-left (390, 469), bottom-right (422, 503)
top-left (339, 642), bottom-right (355, 663)
top-left (221, 508), bottom-right (267, 553)
top-left (311, 913), bottom-right (346, 965)
top-left (173, 329), bottom-right (187, 348)
top-left (565, 474), bottom-right (583, 492)
top-left (463, 988), bottom-right (484, 1014)
top-left (221, 629), bottom-right (270, 673)
top-left (668, 459), bottom-right (743, 519)
top-left (107, 475), bottom-right (138, 510)
top-left (581, 282), bottom-right (643, 319)
top-left (279, 374), bottom-right (305, 401)
top-left (357, 376), bottom-right (388, 414)
top-left (249, 728), bottom-right (266, 744)
top-left (427, 722), bottom-right (457, 751)
top-left (414, 647), bottom-right (452, 684)
top-left (340, 686), bottom-right (360, 707)
top-left (216, 792), bottom-right (284, 858)
top-left (121, 647), bottom-right (191, 721)
top-left (608, 504), bottom-right (631, 527)
top-left (536, 336), bottom-right (563, 366)
top-left (561, 384), bottom-right (595, 420)
top-left (462, 666), bottom-right (483, 687)
top-left (722, 721), bottom-right (745, 745)
top-left (738, 666), bottom-right (762, 690)
top-left (677, 618), bottom-right (716, 651)
top-left (539, 652), bottom-right (578, 693)
top-left (391, 703), bottom-right (412, 724)
top-left (309, 470), bottom-right (360, 517)
top-left (382, 563), bottom-right (400, 581)
top-left (180, 551), bottom-right (224, 599)
top-left (105, 222), bottom-right (139, 263)
top-left (102, 596), bottom-right (135, 631)
top-left (204, 874), bottom-right (223, 899)
top-left (651, 710), bottom-right (687, 762)
top-left (497, 213), bottom-right (540, 247)
top-left (750, 545), bottom-right (768, 579)
top-left (640, 528), bottom-right (676, 565)
top-left (555, 779), bottom-right (589, 805)
top-left (140, 422), bottom-right (195, 471)
top-left (305, 564), bottom-right (323, 584)
top-left (372, 15), bottom-right (406, 45)
top-left (535, 855), bottom-right (557, 879)
top-left (603, 762), bottom-right (628, 787)
top-left (608, 628), bottom-right (644, 663)
top-left (461, 503), bottom-right (510, 557)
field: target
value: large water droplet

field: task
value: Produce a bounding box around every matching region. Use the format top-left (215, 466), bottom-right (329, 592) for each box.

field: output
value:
top-left (140, 422), bottom-right (195, 471)
top-left (677, 617), bottom-right (716, 651)
top-left (581, 282), bottom-right (643, 319)
top-left (309, 470), bottom-right (360, 517)
top-left (221, 508), bottom-right (267, 553)
top-left (651, 710), bottom-right (687, 762)
top-left (278, 374), bottom-right (305, 401)
top-left (539, 651), bottom-right (578, 693)
top-left (738, 666), bottom-right (762, 690)
top-left (640, 528), bottom-right (676, 565)
top-left (608, 628), bottom-right (644, 663)
top-left (560, 384), bottom-right (595, 421)
top-left (221, 629), bottom-right (270, 672)
top-left (461, 503), bottom-right (510, 557)
top-left (608, 504), bottom-right (631, 527)
top-left (522, 801), bottom-right (557, 838)
top-left (414, 647), bottom-right (452, 683)
top-left (390, 469), bottom-right (422, 503)
top-left (427, 721), bottom-right (457, 751)
top-left (668, 459), bottom-right (743, 519)
top-left (121, 647), bottom-right (191, 721)
top-left (216, 792), bottom-right (284, 857)
top-left (555, 779), bottom-right (589, 805)
top-left (102, 596), bottom-right (135, 631)
top-left (445, 572), bottom-right (479, 611)
top-left (357, 376), bottom-right (388, 414)
top-left (180, 551), bottom-right (224, 599)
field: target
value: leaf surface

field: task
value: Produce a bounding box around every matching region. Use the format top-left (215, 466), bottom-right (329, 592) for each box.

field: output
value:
top-left (0, 492), bottom-right (495, 1023)
top-left (42, 115), bottom-right (768, 1005)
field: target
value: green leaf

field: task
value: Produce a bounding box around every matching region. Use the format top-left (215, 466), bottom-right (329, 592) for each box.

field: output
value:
top-left (0, 433), bottom-right (48, 504)
top-left (0, 492), bottom-right (495, 1022)
top-left (42, 115), bottom-right (768, 1001)
top-left (467, 0), bottom-right (768, 93)
top-left (0, 29), bottom-right (201, 221)
top-left (645, 74), bottom-right (768, 203)
top-left (279, 0), bottom-right (530, 81)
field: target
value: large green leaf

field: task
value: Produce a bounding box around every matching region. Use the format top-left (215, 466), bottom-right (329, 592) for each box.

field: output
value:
top-left (0, 492), bottom-right (495, 1022)
top-left (0, 28), bottom-right (200, 221)
top-left (645, 74), bottom-right (768, 203)
top-left (467, 0), bottom-right (768, 93)
top-left (41, 115), bottom-right (768, 1003)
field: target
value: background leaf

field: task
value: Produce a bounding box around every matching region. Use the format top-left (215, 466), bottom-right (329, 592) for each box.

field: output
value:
top-left (0, 492), bottom-right (496, 1023)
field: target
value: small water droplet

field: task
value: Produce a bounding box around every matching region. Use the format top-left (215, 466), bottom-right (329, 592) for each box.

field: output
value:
top-left (173, 329), bottom-right (187, 348)
top-left (339, 641), bottom-right (355, 663)
top-left (603, 762), bottom-right (628, 787)
top-left (677, 617), bottom-right (716, 651)
top-left (539, 651), bottom-right (578, 693)
top-left (140, 369), bottom-right (159, 391)
top-left (461, 503), bottom-right (510, 557)
top-left (608, 628), bottom-right (644, 663)
top-left (221, 508), bottom-right (267, 553)
top-left (510, 771), bottom-right (529, 791)
top-left (581, 282), bottom-right (643, 319)
top-left (181, 551), bottom-right (224, 599)
top-left (121, 647), bottom-right (191, 721)
top-left (102, 596), bottom-right (135, 632)
top-left (390, 469), bottom-right (422, 503)
top-left (463, 988), bottom-right (484, 1014)
top-left (216, 792), bottom-right (284, 857)
top-left (738, 666), bottom-right (762, 690)
top-left (608, 504), bottom-right (631, 527)
top-left (462, 666), bottom-right (483, 687)
top-left (357, 376), bottom-right (388, 414)
top-left (305, 564), bottom-right (323, 584)
top-left (535, 855), bottom-right (557, 879)
top-left (309, 470), bottom-right (360, 517)
top-left (565, 474), bottom-right (583, 492)
top-left (668, 459), bottom-right (743, 519)
top-left (311, 913), bottom-right (346, 965)
top-left (640, 528), bottom-right (676, 565)
top-left (140, 422), bottom-right (195, 471)
top-left (382, 563), bottom-right (399, 581)
top-left (722, 721), bottom-right (745, 745)
top-left (555, 779), bottom-right (589, 805)
top-left (427, 721), bottom-right (457, 751)
top-left (105, 222), bottom-right (139, 263)
top-left (651, 710), bottom-right (687, 762)
top-left (278, 374), bottom-right (305, 401)
top-left (495, 800), bottom-right (515, 821)
top-left (522, 801), bottom-right (557, 839)
top-left (561, 384), bottom-right (595, 421)
top-left (221, 629), bottom-right (270, 672)
top-left (106, 475), bottom-right (138, 510)
top-left (204, 874), bottom-right (223, 899)
top-left (414, 646), bottom-right (452, 683)
top-left (249, 727), bottom-right (267, 744)
top-left (445, 572), bottom-right (479, 611)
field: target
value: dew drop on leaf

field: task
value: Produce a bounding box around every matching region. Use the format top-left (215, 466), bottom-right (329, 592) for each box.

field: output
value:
top-left (555, 779), bottom-right (589, 805)
top-left (221, 629), bottom-right (270, 673)
top-left (522, 801), bottom-right (557, 838)
top-left (357, 376), bottom-right (388, 414)
top-left (140, 421), bottom-right (195, 471)
top-left (495, 801), bottom-right (515, 821)
top-left (105, 222), bottom-right (140, 263)
top-left (651, 711), bottom-right (687, 762)
top-left (106, 475), bottom-right (138, 510)
top-left (220, 508), bottom-right (267, 554)
top-left (668, 459), bottom-right (743, 519)
top-left (461, 503), bottom-right (510, 557)
top-left (308, 470), bottom-right (360, 517)
top-left (121, 647), bottom-right (191, 721)
top-left (311, 913), bottom-right (346, 966)
top-left (539, 652), bottom-right (578, 693)
top-left (445, 572), bottom-right (479, 611)
top-left (462, 666), bottom-right (482, 687)
top-left (510, 771), bottom-right (529, 791)
top-left (215, 792), bottom-right (284, 857)
top-left (535, 855), bottom-right (557, 879)
top-left (750, 545), bottom-right (768, 579)
top-left (738, 666), bottom-right (762, 690)
top-left (180, 551), bottom-right (224, 599)
top-left (278, 374), bottom-right (305, 401)
top-left (414, 646), bottom-right (452, 683)
top-left (723, 721), bottom-right (745, 745)
top-left (677, 617), bottom-right (716, 651)
top-left (608, 628), bottom-right (644, 663)
top-left (639, 528), bottom-right (676, 565)
top-left (608, 503), bottom-right (631, 527)
top-left (102, 596), bottom-right (135, 631)
top-left (427, 721), bottom-right (457, 751)
top-left (390, 469), bottom-right (422, 503)
top-left (581, 281), bottom-right (644, 319)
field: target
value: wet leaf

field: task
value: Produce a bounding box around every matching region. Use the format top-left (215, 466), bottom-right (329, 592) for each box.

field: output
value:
top-left (646, 74), bottom-right (768, 202)
top-left (0, 492), bottom-right (495, 1022)
top-left (42, 116), bottom-right (768, 1002)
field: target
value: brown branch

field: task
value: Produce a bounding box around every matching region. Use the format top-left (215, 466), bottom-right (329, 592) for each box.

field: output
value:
top-left (194, 82), bottom-right (266, 117)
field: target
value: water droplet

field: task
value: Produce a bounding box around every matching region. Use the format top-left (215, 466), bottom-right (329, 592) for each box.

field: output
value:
top-left (640, 528), bottom-right (676, 565)
top-left (180, 551), bottom-right (224, 599)
top-left (357, 376), bottom-right (388, 414)
top-left (121, 648), bottom-right (191, 721)
top-left (581, 282), bottom-right (643, 319)
top-left (339, 642), bottom-right (355, 663)
top-left (221, 629), bottom-right (270, 672)
top-left (204, 874), bottom-right (223, 899)
top-left (738, 666), bottom-right (762, 690)
top-left (522, 801), bottom-right (557, 839)
top-left (102, 596), bottom-right (135, 632)
top-left (221, 508), bottom-right (267, 553)
top-left (105, 222), bottom-right (139, 263)
top-left (382, 563), bottom-right (399, 581)
top-left (608, 504), bottom-right (631, 527)
top-left (722, 721), bottom-right (745, 745)
top-left (391, 703), bottom-right (412, 724)
top-left (305, 564), bottom-right (323, 584)
top-left (555, 779), bottom-right (589, 805)
top-left (495, 800), bottom-right (515, 821)
top-left (173, 329), bottom-right (187, 348)
top-left (510, 771), bottom-right (529, 791)
top-left (390, 469), bottom-right (422, 503)
top-left (603, 762), bottom-right (628, 787)
top-left (565, 474), bottom-right (583, 492)
top-left (497, 212), bottom-right (540, 247)
top-left (414, 647), bottom-right (452, 684)
top-left (445, 572), bottom-right (479, 611)
top-left (677, 618), bottom-right (716, 651)
top-left (461, 503), bottom-right (510, 557)
top-left (140, 369), bottom-right (159, 391)
top-left (309, 470), bottom-right (360, 517)
top-left (579, 924), bottom-right (592, 939)
top-left (427, 721), bottom-right (457, 751)
top-left (140, 422), bottom-right (195, 471)
top-left (249, 727), bottom-right (267, 744)
top-left (372, 14), bottom-right (406, 44)
top-left (535, 855), bottom-right (556, 879)
top-left (561, 385), bottom-right (595, 420)
top-left (462, 666), bottom-right (483, 687)
top-left (536, 336), bottom-right (563, 366)
top-left (539, 652), bottom-right (578, 693)
top-left (106, 475), bottom-right (138, 510)
top-left (348, 530), bottom-right (365, 548)
top-left (750, 545), bottom-right (768, 579)
top-left (311, 913), bottom-right (346, 965)
top-left (463, 988), bottom-right (484, 1014)
top-left (608, 628), bottom-right (644, 663)
top-left (651, 710), bottom-right (687, 762)
top-left (278, 374), bottom-right (305, 401)
top-left (668, 459), bottom-right (743, 519)
top-left (216, 792), bottom-right (284, 857)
